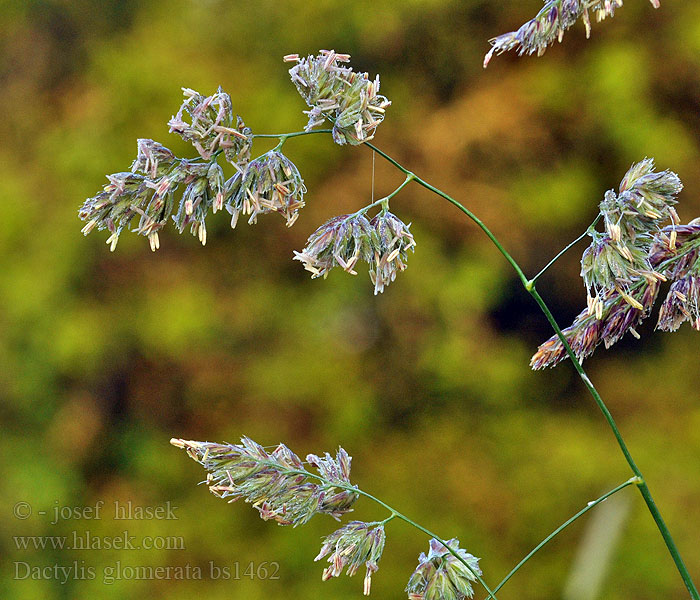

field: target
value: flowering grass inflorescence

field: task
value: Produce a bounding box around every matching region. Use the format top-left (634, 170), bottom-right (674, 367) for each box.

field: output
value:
top-left (169, 437), bottom-right (358, 526)
top-left (315, 521), bottom-right (386, 595)
top-left (171, 436), bottom-right (478, 597)
top-left (168, 87), bottom-right (252, 164)
top-left (652, 223), bottom-right (700, 331)
top-left (293, 209), bottom-right (416, 295)
top-left (285, 50), bottom-right (391, 145)
top-left (225, 149), bottom-right (306, 228)
top-left (530, 158), bottom-right (700, 369)
top-left (406, 539), bottom-right (481, 600)
top-left (79, 52), bottom-right (411, 293)
top-left (83, 11), bottom-right (700, 597)
top-left (79, 88), bottom-right (253, 252)
top-left (484, 0), bottom-right (661, 68)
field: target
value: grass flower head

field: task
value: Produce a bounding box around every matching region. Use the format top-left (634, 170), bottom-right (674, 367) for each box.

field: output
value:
top-left (168, 87), bottom-right (252, 164)
top-left (287, 50), bottom-right (391, 145)
top-left (226, 150), bottom-right (306, 228)
top-left (406, 538), bottom-right (481, 600)
top-left (170, 437), bottom-right (358, 526)
top-left (315, 521), bottom-right (386, 595)
top-left (484, 0), bottom-right (661, 68)
top-left (294, 210), bottom-right (415, 294)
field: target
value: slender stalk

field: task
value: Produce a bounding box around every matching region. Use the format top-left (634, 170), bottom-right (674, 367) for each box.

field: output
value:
top-left (531, 214), bottom-right (601, 283)
top-left (493, 477), bottom-right (639, 594)
top-left (254, 460), bottom-right (633, 599)
top-left (352, 487), bottom-right (500, 599)
top-left (359, 143), bottom-right (699, 600)
top-left (363, 142), bottom-right (699, 600)
top-left (299, 465), bottom-right (634, 599)
top-left (353, 173), bottom-right (416, 216)
top-left (365, 142), bottom-right (530, 286)
top-left (383, 173), bottom-right (415, 202)
top-left (252, 129), bottom-right (333, 140)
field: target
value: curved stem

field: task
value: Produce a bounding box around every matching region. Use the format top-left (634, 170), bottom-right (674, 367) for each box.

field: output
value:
top-left (379, 513), bottom-right (397, 526)
top-left (365, 142), bottom-right (530, 286)
top-left (385, 173), bottom-right (415, 202)
top-left (493, 477), bottom-right (639, 594)
top-left (354, 173), bottom-right (416, 216)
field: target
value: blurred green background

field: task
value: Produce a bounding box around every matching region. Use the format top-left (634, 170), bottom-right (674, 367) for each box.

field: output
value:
top-left (1, 1), bottom-right (700, 599)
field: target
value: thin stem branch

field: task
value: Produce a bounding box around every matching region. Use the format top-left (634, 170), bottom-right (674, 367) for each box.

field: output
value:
top-left (288, 465), bottom-right (499, 600)
top-left (385, 173), bottom-right (415, 202)
top-left (354, 173), bottom-right (416, 216)
top-left (251, 129), bottom-right (333, 140)
top-left (531, 214), bottom-right (601, 283)
top-left (365, 142), bottom-right (530, 287)
top-left (493, 477), bottom-right (639, 594)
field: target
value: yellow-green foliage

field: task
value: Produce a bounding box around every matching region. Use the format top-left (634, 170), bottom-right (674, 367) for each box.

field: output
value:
top-left (1, 1), bottom-right (700, 599)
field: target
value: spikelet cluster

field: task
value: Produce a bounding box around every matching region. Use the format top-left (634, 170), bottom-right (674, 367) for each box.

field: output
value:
top-left (287, 50), bottom-right (391, 145)
top-left (294, 210), bottom-right (415, 294)
top-left (80, 54), bottom-right (417, 292)
top-left (315, 521), bottom-right (386, 595)
top-left (531, 159), bottom-right (691, 369)
top-left (484, 0), bottom-right (661, 68)
top-left (80, 86), bottom-right (256, 251)
top-left (652, 223), bottom-right (700, 332)
top-left (172, 437), bottom-right (483, 598)
top-left (226, 150), bottom-right (306, 228)
top-left (79, 140), bottom-right (212, 251)
top-left (170, 437), bottom-right (358, 526)
top-left (531, 280), bottom-right (660, 369)
top-left (405, 539), bottom-right (481, 600)
top-left (168, 87), bottom-right (252, 164)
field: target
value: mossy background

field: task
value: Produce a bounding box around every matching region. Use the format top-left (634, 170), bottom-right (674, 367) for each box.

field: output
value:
top-left (1, 1), bottom-right (700, 599)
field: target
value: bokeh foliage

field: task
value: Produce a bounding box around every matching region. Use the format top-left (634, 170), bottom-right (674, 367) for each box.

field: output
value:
top-left (1, 1), bottom-right (700, 599)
